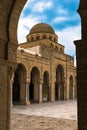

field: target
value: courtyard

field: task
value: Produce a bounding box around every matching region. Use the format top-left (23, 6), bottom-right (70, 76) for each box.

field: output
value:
top-left (12, 100), bottom-right (77, 130)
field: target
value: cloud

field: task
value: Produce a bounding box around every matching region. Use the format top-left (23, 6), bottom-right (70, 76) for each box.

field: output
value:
top-left (17, 15), bottom-right (47, 43)
top-left (53, 16), bottom-right (68, 23)
top-left (24, 0), bottom-right (53, 13)
top-left (23, 0), bottom-right (36, 9)
top-left (52, 13), bottom-right (79, 24)
top-left (56, 24), bottom-right (81, 56)
top-left (31, 1), bottom-right (53, 12)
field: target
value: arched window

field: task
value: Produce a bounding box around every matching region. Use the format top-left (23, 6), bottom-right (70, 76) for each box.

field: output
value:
top-left (54, 38), bottom-right (56, 42)
top-left (60, 48), bottom-right (63, 52)
top-left (31, 37), bottom-right (34, 41)
top-left (43, 35), bottom-right (47, 39)
top-left (55, 46), bottom-right (58, 51)
top-left (49, 36), bottom-right (52, 40)
top-left (36, 35), bottom-right (40, 40)
top-left (50, 43), bottom-right (53, 49)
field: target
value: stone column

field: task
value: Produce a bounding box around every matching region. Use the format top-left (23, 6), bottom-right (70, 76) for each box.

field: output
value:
top-left (10, 72), bottom-right (14, 107)
top-left (64, 79), bottom-right (67, 100)
top-left (0, 63), bottom-right (12, 130)
top-left (73, 84), bottom-right (75, 99)
top-left (58, 83), bottom-right (61, 100)
top-left (39, 80), bottom-right (43, 103)
top-left (51, 80), bottom-right (55, 102)
top-left (7, 66), bottom-right (16, 130)
top-left (25, 79), bottom-right (30, 105)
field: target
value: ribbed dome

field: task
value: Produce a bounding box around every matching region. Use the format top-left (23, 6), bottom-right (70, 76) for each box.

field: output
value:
top-left (29, 23), bottom-right (55, 34)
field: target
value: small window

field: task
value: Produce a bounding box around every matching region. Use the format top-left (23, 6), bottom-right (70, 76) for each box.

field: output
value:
top-left (31, 37), bottom-right (34, 41)
top-left (60, 48), bottom-right (63, 52)
top-left (50, 43), bottom-right (53, 48)
top-left (55, 46), bottom-right (58, 51)
top-left (43, 35), bottom-right (46, 39)
top-left (49, 36), bottom-right (52, 40)
top-left (27, 38), bottom-right (29, 42)
top-left (54, 38), bottom-right (56, 42)
top-left (36, 36), bottom-right (40, 40)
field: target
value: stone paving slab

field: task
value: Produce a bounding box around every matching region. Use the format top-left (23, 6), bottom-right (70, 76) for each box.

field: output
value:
top-left (12, 99), bottom-right (77, 120)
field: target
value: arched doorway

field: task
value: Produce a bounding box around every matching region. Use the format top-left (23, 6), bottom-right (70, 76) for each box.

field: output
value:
top-left (13, 73), bottom-right (20, 105)
top-left (29, 67), bottom-right (40, 103)
top-left (43, 71), bottom-right (49, 102)
top-left (69, 76), bottom-right (73, 99)
top-left (12, 63), bottom-right (27, 105)
top-left (55, 65), bottom-right (64, 100)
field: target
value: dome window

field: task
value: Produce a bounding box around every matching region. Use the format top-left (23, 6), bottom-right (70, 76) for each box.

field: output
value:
top-left (60, 48), bottom-right (63, 52)
top-left (36, 36), bottom-right (40, 40)
top-left (55, 46), bottom-right (58, 51)
top-left (49, 36), bottom-right (52, 40)
top-left (54, 38), bottom-right (56, 42)
top-left (43, 35), bottom-right (46, 39)
top-left (31, 37), bottom-right (34, 41)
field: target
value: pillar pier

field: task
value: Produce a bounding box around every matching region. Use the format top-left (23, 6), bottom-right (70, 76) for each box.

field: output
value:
top-left (25, 80), bottom-right (30, 105)
top-left (50, 80), bottom-right (55, 102)
top-left (7, 66), bottom-right (15, 130)
top-left (74, 1), bottom-right (87, 129)
top-left (58, 83), bottom-right (61, 100)
top-left (10, 72), bottom-right (14, 107)
top-left (39, 80), bottom-right (43, 103)
top-left (75, 40), bottom-right (87, 130)
top-left (0, 60), bottom-right (17, 130)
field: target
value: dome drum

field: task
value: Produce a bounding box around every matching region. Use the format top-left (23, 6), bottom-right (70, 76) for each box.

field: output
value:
top-left (26, 32), bottom-right (58, 42)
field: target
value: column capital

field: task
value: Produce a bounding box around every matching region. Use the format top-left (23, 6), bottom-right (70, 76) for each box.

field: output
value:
top-left (7, 66), bottom-right (15, 80)
top-left (26, 78), bottom-right (30, 83)
top-left (40, 79), bottom-right (43, 84)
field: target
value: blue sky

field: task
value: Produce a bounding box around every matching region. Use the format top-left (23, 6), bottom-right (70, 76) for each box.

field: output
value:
top-left (18, 0), bottom-right (81, 64)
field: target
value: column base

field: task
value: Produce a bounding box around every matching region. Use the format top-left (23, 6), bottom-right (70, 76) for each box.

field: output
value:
top-left (25, 101), bottom-right (30, 106)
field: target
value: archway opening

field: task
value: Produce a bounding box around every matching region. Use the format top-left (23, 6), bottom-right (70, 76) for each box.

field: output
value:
top-left (69, 76), bottom-right (73, 99)
top-left (29, 67), bottom-right (40, 103)
top-left (43, 71), bottom-right (49, 102)
top-left (55, 65), bottom-right (64, 100)
top-left (13, 73), bottom-right (20, 105)
top-left (12, 63), bottom-right (27, 105)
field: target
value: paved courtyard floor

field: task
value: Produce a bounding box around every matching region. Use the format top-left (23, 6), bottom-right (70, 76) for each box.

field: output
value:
top-left (12, 99), bottom-right (77, 120)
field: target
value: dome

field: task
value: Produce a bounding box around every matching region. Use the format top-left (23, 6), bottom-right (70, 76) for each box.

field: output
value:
top-left (29, 23), bottom-right (55, 34)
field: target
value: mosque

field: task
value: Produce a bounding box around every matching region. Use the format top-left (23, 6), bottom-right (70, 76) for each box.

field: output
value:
top-left (13, 22), bottom-right (76, 105)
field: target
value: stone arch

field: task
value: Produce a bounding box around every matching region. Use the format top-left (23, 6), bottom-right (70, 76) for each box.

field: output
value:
top-left (43, 71), bottom-right (50, 102)
top-left (55, 45), bottom-right (58, 52)
top-left (29, 66), bottom-right (40, 103)
top-left (55, 64), bottom-right (64, 100)
top-left (1, 1), bottom-right (87, 130)
top-left (29, 65), bottom-right (41, 78)
top-left (12, 63), bottom-right (27, 105)
top-left (69, 75), bottom-right (73, 99)
top-left (50, 43), bottom-right (53, 49)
